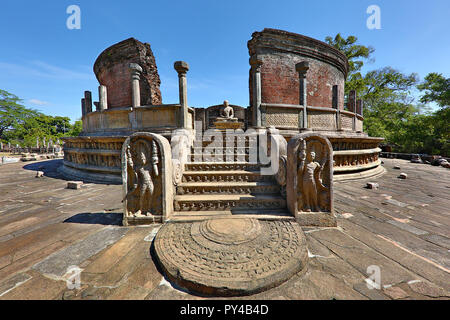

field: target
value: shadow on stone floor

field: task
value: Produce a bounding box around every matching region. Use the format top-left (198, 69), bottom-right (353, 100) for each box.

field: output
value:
top-left (64, 212), bottom-right (123, 226)
top-left (23, 159), bottom-right (67, 179)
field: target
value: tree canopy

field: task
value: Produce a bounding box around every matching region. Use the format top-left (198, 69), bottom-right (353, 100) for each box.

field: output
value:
top-left (326, 34), bottom-right (449, 156)
top-left (0, 90), bottom-right (81, 147)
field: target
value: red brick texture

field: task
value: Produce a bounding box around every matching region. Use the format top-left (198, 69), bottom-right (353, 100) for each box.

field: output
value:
top-left (94, 38), bottom-right (162, 109)
top-left (248, 29), bottom-right (349, 111)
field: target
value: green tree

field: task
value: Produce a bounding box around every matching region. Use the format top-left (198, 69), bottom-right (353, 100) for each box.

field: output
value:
top-left (325, 34), bottom-right (450, 156)
top-left (1, 89), bottom-right (82, 147)
top-left (0, 90), bottom-right (39, 141)
top-left (417, 73), bottom-right (450, 108)
top-left (68, 120), bottom-right (83, 136)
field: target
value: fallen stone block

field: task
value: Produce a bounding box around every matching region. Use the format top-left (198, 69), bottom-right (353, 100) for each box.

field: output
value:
top-left (35, 171), bottom-right (44, 178)
top-left (366, 182), bottom-right (379, 189)
top-left (393, 166), bottom-right (401, 170)
top-left (67, 181), bottom-right (83, 190)
top-left (398, 173), bottom-right (407, 179)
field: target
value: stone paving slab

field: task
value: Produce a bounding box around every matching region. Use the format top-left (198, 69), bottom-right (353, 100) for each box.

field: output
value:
top-left (32, 226), bottom-right (129, 278)
top-left (0, 158), bottom-right (449, 300)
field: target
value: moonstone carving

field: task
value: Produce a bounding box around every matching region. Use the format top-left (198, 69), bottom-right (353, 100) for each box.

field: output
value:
top-left (287, 133), bottom-right (336, 227)
top-left (122, 132), bottom-right (173, 225)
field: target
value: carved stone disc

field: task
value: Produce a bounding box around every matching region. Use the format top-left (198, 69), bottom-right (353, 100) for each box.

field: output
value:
top-left (154, 218), bottom-right (308, 296)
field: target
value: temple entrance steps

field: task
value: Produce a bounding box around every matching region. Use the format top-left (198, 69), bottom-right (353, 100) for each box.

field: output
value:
top-left (172, 159), bottom-right (290, 221)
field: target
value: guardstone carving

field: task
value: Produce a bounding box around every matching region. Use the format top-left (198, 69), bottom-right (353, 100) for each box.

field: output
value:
top-left (122, 132), bottom-right (173, 225)
top-left (287, 133), bottom-right (336, 227)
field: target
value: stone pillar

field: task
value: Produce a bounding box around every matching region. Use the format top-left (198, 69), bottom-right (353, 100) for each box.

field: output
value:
top-left (348, 90), bottom-right (356, 113)
top-left (357, 99), bottom-right (363, 116)
top-left (332, 85), bottom-right (341, 131)
top-left (250, 56), bottom-right (263, 128)
top-left (94, 102), bottom-right (100, 111)
top-left (0, 142), bottom-right (3, 150)
top-left (129, 63), bottom-right (143, 108)
top-left (36, 137), bottom-right (39, 148)
top-left (81, 98), bottom-right (86, 117)
top-left (348, 90), bottom-right (356, 130)
top-left (174, 61), bottom-right (190, 129)
top-left (98, 85), bottom-right (108, 111)
top-left (296, 61), bottom-right (309, 129)
top-left (84, 91), bottom-right (92, 114)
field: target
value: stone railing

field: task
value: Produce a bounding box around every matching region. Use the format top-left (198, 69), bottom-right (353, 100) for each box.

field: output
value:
top-left (260, 103), bottom-right (364, 132)
top-left (82, 104), bottom-right (195, 135)
top-left (80, 60), bottom-right (194, 136)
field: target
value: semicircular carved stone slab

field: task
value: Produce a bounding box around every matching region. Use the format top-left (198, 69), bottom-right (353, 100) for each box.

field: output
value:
top-left (287, 133), bottom-right (336, 227)
top-left (122, 132), bottom-right (173, 226)
top-left (154, 218), bottom-right (308, 297)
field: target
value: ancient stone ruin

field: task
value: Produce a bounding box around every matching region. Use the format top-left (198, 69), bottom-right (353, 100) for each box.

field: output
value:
top-left (60, 28), bottom-right (386, 296)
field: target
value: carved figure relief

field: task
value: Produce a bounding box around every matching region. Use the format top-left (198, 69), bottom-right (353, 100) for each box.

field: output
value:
top-left (296, 139), bottom-right (329, 212)
top-left (123, 137), bottom-right (162, 217)
top-left (287, 133), bottom-right (334, 219)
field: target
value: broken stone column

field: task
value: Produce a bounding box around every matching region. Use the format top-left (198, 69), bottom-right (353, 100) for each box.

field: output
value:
top-left (296, 62), bottom-right (309, 129)
top-left (250, 56), bottom-right (263, 128)
top-left (81, 98), bottom-right (86, 116)
top-left (348, 90), bottom-right (356, 113)
top-left (129, 63), bottom-right (143, 108)
top-left (98, 85), bottom-right (108, 111)
top-left (357, 99), bottom-right (363, 116)
top-left (174, 61), bottom-right (189, 129)
top-left (84, 91), bottom-right (93, 114)
top-left (286, 132), bottom-right (336, 227)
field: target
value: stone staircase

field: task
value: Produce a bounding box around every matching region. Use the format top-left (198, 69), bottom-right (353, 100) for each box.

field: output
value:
top-left (171, 134), bottom-right (291, 221)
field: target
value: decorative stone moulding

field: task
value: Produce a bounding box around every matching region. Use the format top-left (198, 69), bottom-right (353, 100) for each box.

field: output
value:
top-left (287, 132), bottom-right (336, 227)
top-left (122, 132), bottom-right (173, 226)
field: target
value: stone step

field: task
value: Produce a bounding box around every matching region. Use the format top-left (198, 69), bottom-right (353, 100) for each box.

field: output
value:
top-left (173, 194), bottom-right (286, 212)
top-left (185, 162), bottom-right (263, 171)
top-left (176, 181), bottom-right (280, 195)
top-left (189, 154), bottom-right (253, 162)
top-left (169, 210), bottom-right (294, 222)
top-left (182, 170), bottom-right (275, 183)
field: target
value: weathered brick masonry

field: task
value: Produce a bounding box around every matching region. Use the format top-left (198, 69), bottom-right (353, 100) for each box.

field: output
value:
top-left (248, 29), bottom-right (348, 109)
top-left (94, 38), bottom-right (162, 108)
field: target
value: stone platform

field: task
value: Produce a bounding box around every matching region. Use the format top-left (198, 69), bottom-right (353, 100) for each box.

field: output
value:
top-left (154, 218), bottom-right (308, 296)
top-left (0, 158), bottom-right (449, 300)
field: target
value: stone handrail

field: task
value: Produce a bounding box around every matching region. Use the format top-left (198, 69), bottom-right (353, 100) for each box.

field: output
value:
top-left (260, 103), bottom-right (364, 131)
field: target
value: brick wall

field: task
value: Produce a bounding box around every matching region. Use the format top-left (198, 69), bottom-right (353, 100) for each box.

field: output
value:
top-left (248, 29), bottom-right (348, 112)
top-left (94, 38), bottom-right (162, 109)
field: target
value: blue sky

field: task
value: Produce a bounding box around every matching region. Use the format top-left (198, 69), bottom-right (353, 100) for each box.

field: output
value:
top-left (0, 0), bottom-right (449, 123)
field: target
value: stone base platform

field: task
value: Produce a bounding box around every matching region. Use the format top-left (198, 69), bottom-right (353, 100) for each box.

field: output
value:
top-left (154, 218), bottom-right (308, 296)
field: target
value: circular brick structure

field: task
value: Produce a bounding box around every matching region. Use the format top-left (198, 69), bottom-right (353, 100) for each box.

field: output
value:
top-left (154, 218), bottom-right (308, 296)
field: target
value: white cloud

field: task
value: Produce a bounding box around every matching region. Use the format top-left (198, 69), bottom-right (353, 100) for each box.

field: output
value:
top-left (28, 99), bottom-right (49, 106)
